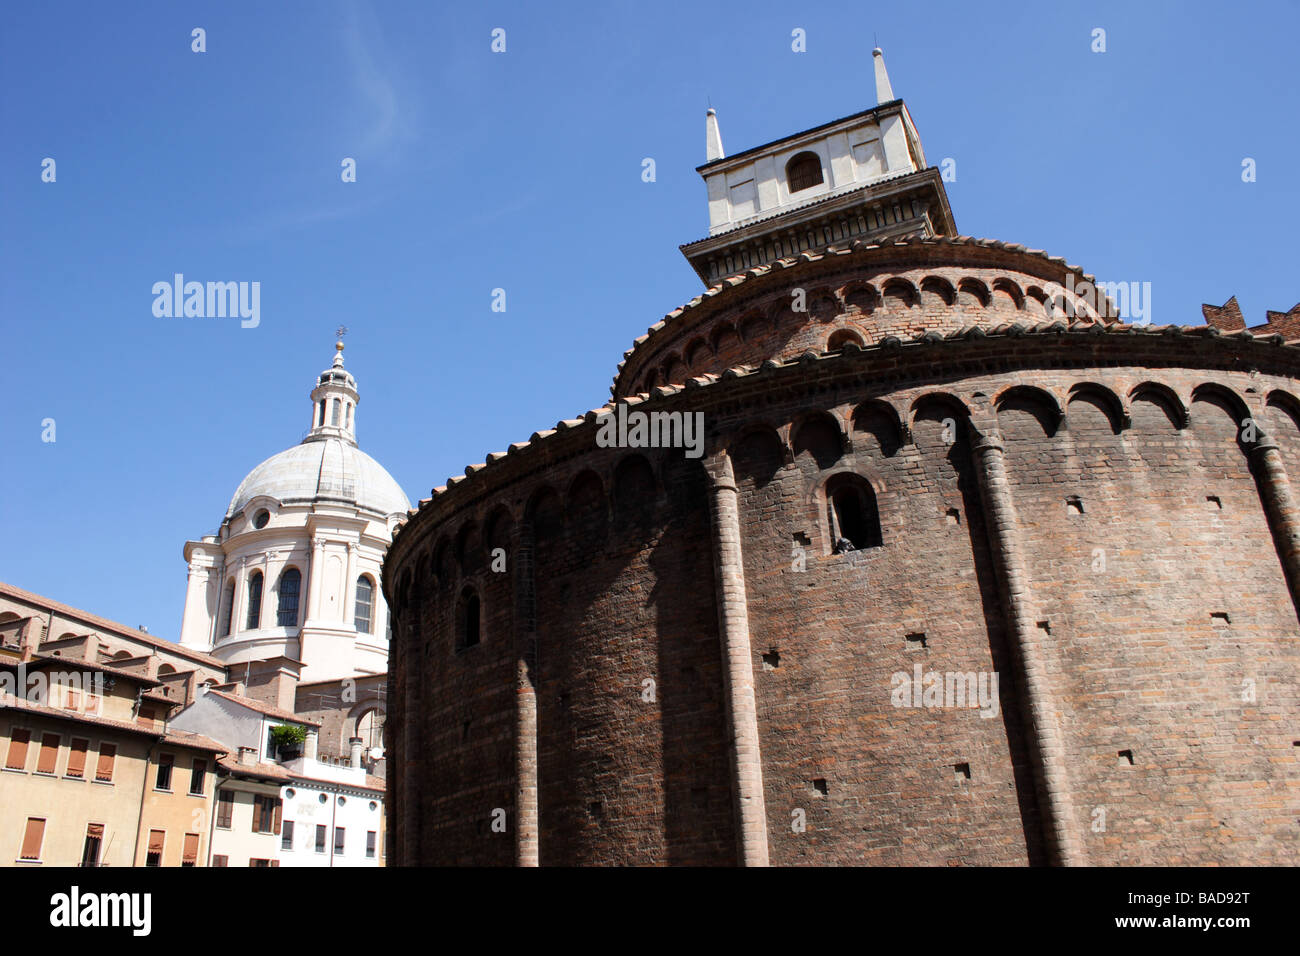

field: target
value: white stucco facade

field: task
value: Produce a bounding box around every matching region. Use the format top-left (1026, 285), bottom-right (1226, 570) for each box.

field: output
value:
top-left (277, 759), bottom-right (384, 868)
top-left (178, 344), bottom-right (410, 684)
top-left (700, 51), bottom-right (927, 237)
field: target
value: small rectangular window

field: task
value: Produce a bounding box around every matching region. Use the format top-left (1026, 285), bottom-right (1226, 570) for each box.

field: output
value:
top-left (212, 855), bottom-right (228, 868)
top-left (146, 829), bottom-right (165, 867)
top-left (189, 759), bottom-right (207, 795)
top-left (156, 753), bottom-right (174, 790)
top-left (366, 830), bottom-right (376, 859)
top-left (20, 817), bottom-right (45, 861)
top-left (81, 823), bottom-right (104, 867)
top-left (95, 743), bottom-right (116, 782)
top-left (334, 826), bottom-right (345, 854)
top-left (5, 729), bottom-right (31, 770)
top-left (182, 832), bottom-right (200, 867)
top-left (315, 824), bottom-right (327, 853)
top-left (216, 791), bottom-right (234, 829)
top-left (36, 733), bottom-right (59, 775)
top-left (281, 820), bottom-right (295, 851)
top-left (66, 738), bottom-right (88, 778)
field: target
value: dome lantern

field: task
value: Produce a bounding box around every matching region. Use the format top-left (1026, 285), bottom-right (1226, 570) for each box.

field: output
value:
top-left (306, 340), bottom-right (360, 445)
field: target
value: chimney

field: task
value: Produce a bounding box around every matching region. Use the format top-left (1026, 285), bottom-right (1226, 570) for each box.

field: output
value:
top-left (304, 728), bottom-right (319, 762)
top-left (238, 746), bottom-right (257, 766)
top-left (349, 736), bottom-right (363, 769)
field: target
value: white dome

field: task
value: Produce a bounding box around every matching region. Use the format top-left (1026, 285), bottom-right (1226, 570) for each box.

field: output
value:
top-left (226, 437), bottom-right (410, 519)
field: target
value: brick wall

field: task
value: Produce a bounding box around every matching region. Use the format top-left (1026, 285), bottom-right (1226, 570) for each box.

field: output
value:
top-left (386, 278), bottom-right (1300, 866)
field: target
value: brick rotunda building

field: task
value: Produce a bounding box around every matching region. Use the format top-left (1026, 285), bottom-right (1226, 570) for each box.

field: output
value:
top-left (383, 51), bottom-right (1300, 866)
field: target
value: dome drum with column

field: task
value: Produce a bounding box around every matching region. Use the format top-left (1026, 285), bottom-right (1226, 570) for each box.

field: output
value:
top-left (178, 344), bottom-right (411, 685)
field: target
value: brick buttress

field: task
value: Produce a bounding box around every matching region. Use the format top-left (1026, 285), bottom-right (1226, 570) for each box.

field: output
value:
top-left (704, 450), bottom-right (770, 866)
top-left (970, 424), bottom-right (1086, 866)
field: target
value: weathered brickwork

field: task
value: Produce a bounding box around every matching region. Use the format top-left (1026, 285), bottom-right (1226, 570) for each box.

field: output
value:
top-left (384, 241), bottom-right (1300, 866)
top-left (613, 241), bottom-right (1112, 400)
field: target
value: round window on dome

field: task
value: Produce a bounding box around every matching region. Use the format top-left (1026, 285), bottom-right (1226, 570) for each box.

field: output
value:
top-left (253, 509), bottom-right (270, 529)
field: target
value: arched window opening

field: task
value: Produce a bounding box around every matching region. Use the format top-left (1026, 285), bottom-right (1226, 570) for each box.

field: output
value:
top-left (356, 709), bottom-right (384, 751)
top-left (317, 400), bottom-right (326, 426)
top-left (825, 474), bottom-right (882, 552)
top-left (828, 328), bottom-right (865, 352)
top-left (276, 568), bottom-right (301, 627)
top-left (786, 151), bottom-right (824, 193)
top-left (245, 571), bottom-right (263, 630)
top-left (457, 589), bottom-right (481, 651)
top-left (330, 399), bottom-right (340, 426)
top-left (355, 576), bottom-right (374, 634)
top-left (218, 581), bottom-right (235, 638)
top-left (346, 403), bottom-right (353, 429)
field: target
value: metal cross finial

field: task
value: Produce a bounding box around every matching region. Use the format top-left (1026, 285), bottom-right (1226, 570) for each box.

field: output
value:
top-left (336, 325), bottom-right (349, 339)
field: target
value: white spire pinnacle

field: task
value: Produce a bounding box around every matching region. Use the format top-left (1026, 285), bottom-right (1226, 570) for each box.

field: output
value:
top-left (872, 47), bottom-right (895, 104)
top-left (705, 108), bottom-right (725, 162)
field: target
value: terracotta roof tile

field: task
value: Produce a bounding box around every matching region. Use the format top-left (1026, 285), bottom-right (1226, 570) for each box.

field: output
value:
top-left (216, 755), bottom-right (295, 782)
top-left (0, 580), bottom-right (225, 669)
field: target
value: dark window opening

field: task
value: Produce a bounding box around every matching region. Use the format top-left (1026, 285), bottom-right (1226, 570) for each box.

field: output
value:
top-left (457, 590), bottom-right (481, 651)
top-left (355, 576), bottom-right (374, 634)
top-left (218, 581), bottom-right (235, 638)
top-left (277, 568), bottom-right (301, 627)
top-left (786, 151), bottom-right (825, 193)
top-left (245, 572), bottom-right (263, 630)
top-left (826, 476), bottom-right (882, 551)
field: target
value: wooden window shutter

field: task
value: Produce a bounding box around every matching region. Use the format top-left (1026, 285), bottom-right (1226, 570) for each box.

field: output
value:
top-left (66, 738), bottom-right (88, 777)
top-left (147, 829), bottom-right (165, 853)
top-left (251, 795), bottom-right (263, 833)
top-left (67, 688), bottom-right (81, 711)
top-left (19, 818), bottom-right (45, 860)
top-left (5, 729), bottom-right (31, 770)
top-left (270, 859), bottom-right (280, 868)
top-left (272, 798), bottom-right (282, 835)
top-left (182, 833), bottom-right (199, 864)
top-left (86, 823), bottom-right (105, 839)
top-left (95, 743), bottom-right (116, 781)
top-left (217, 791), bottom-right (233, 828)
top-left (36, 734), bottom-right (59, 774)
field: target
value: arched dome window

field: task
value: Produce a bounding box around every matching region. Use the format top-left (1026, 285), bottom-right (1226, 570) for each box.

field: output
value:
top-left (218, 580), bottom-right (235, 638)
top-left (330, 399), bottom-right (341, 426)
top-left (786, 151), bottom-right (824, 193)
top-left (355, 576), bottom-right (375, 634)
top-left (825, 473), bottom-right (882, 551)
top-left (276, 568), bottom-right (301, 627)
top-left (245, 571), bottom-right (264, 630)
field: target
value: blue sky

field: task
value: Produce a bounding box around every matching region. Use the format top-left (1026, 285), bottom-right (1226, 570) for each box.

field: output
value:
top-left (2, 0), bottom-right (1297, 638)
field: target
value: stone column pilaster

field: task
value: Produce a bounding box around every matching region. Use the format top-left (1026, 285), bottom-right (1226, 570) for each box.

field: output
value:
top-left (513, 521), bottom-right (540, 867)
top-left (307, 537), bottom-right (325, 622)
top-left (231, 555), bottom-right (248, 635)
top-left (400, 614), bottom-right (422, 863)
top-left (970, 424), bottom-right (1085, 866)
top-left (1249, 436), bottom-right (1300, 621)
top-left (344, 542), bottom-right (357, 626)
top-left (703, 451), bottom-right (769, 867)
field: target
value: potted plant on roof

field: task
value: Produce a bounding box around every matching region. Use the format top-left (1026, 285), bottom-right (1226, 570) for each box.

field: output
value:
top-left (270, 724), bottom-right (307, 761)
